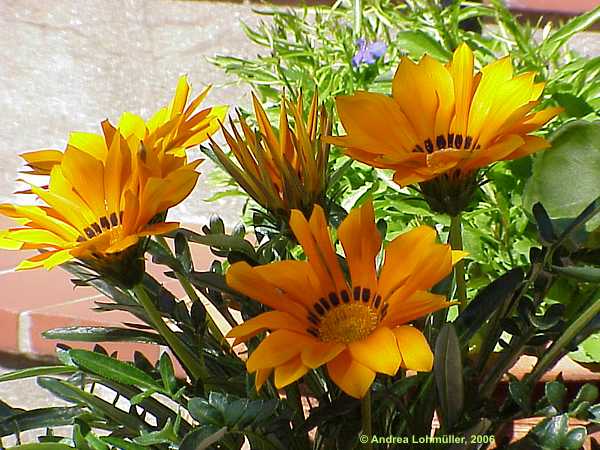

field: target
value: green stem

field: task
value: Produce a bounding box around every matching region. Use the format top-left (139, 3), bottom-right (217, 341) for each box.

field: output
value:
top-left (449, 214), bottom-right (467, 312)
top-left (361, 390), bottom-right (373, 450)
top-left (131, 284), bottom-right (207, 382)
top-left (155, 236), bottom-right (227, 346)
top-left (525, 294), bottom-right (600, 387)
top-left (353, 0), bottom-right (363, 37)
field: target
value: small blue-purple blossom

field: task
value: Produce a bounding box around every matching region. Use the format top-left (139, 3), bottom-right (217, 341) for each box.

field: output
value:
top-left (352, 38), bottom-right (387, 68)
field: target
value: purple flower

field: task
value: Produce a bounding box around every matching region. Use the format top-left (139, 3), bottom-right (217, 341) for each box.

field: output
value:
top-left (352, 38), bottom-right (387, 67)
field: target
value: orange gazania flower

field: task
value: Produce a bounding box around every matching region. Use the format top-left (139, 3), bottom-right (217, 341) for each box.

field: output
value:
top-left (0, 124), bottom-right (200, 285)
top-left (327, 44), bottom-right (561, 212)
top-left (20, 76), bottom-right (226, 179)
top-left (225, 201), bottom-right (465, 398)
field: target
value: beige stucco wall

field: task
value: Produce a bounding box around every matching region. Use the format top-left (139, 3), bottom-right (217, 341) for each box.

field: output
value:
top-left (0, 0), bottom-right (263, 225)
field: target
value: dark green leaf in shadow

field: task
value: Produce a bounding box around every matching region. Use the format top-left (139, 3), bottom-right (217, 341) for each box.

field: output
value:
top-left (434, 324), bottom-right (464, 430)
top-left (545, 381), bottom-right (567, 411)
top-left (175, 231), bottom-right (193, 274)
top-left (553, 93), bottom-right (594, 118)
top-left (551, 265), bottom-right (600, 282)
top-left (179, 425), bottom-right (227, 450)
top-left (0, 407), bottom-right (86, 437)
top-left (533, 203), bottom-right (556, 243)
top-left (455, 268), bottom-right (524, 341)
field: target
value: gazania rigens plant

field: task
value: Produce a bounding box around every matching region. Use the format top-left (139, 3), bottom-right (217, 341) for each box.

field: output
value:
top-left (209, 92), bottom-right (331, 224)
top-left (2, 0), bottom-right (600, 446)
top-left (226, 200), bottom-right (466, 399)
top-left (328, 43), bottom-right (562, 216)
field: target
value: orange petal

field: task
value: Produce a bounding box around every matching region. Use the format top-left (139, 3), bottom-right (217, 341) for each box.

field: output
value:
top-left (226, 262), bottom-right (309, 321)
top-left (392, 326), bottom-right (434, 372)
top-left (255, 367), bottom-right (272, 391)
top-left (327, 349), bottom-right (375, 399)
top-left (274, 356), bottom-right (309, 389)
top-left (226, 311), bottom-right (306, 345)
top-left (383, 290), bottom-right (452, 327)
top-left (338, 200), bottom-right (381, 294)
top-left (348, 326), bottom-right (401, 375)
top-left (301, 341), bottom-right (345, 369)
top-left (246, 329), bottom-right (313, 372)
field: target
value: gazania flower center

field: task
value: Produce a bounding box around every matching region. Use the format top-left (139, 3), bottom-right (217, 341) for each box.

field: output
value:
top-left (318, 303), bottom-right (378, 344)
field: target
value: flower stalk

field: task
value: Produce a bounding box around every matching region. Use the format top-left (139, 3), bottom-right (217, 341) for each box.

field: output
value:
top-left (449, 214), bottom-right (467, 311)
top-left (131, 284), bottom-right (207, 382)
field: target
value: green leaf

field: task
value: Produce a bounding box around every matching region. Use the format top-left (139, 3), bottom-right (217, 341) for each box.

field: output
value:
top-left (509, 378), bottom-right (531, 413)
top-left (564, 427), bottom-right (587, 450)
top-left (129, 388), bottom-right (160, 406)
top-left (68, 349), bottom-right (161, 392)
top-left (243, 399), bottom-right (278, 426)
top-left (204, 188), bottom-right (245, 202)
top-left (395, 31), bottom-right (451, 61)
top-left (175, 232), bottom-right (193, 273)
top-left (552, 265), bottom-right (600, 282)
top-left (555, 197), bottom-right (600, 247)
top-left (0, 407), bottom-right (85, 437)
top-left (146, 240), bottom-right (182, 271)
top-left (524, 121), bottom-right (600, 230)
top-left (0, 366), bottom-right (76, 383)
top-left (158, 353), bottom-right (177, 394)
top-left (531, 414), bottom-right (569, 449)
top-left (553, 93), bottom-right (594, 118)
top-left (37, 377), bottom-right (146, 433)
top-left (569, 383), bottom-right (599, 412)
top-left (43, 327), bottom-right (163, 345)
top-left (434, 324), bottom-right (464, 430)
top-left (175, 229), bottom-right (256, 259)
top-left (455, 269), bottom-right (524, 341)
top-left (180, 425), bottom-right (227, 450)
top-left (580, 333), bottom-right (600, 362)
top-left (189, 271), bottom-right (240, 297)
top-left (542, 6), bottom-right (600, 56)
top-left (94, 378), bottom-right (185, 433)
top-left (533, 203), bottom-right (556, 243)
top-left (132, 418), bottom-right (178, 445)
top-left (223, 399), bottom-right (249, 427)
top-left (545, 381), bottom-right (567, 410)
top-left (187, 398), bottom-right (224, 426)
top-left (0, 399), bottom-right (18, 420)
